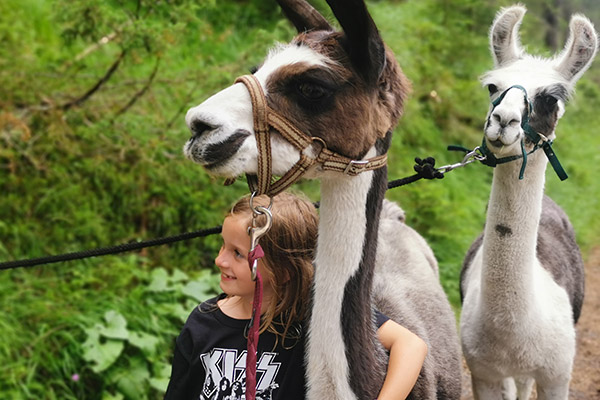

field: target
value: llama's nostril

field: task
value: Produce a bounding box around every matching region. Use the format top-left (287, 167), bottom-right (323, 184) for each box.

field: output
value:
top-left (190, 119), bottom-right (214, 138)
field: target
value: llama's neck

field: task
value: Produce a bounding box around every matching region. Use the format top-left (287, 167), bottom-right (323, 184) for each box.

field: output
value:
top-left (306, 161), bottom-right (387, 399)
top-left (481, 148), bottom-right (548, 314)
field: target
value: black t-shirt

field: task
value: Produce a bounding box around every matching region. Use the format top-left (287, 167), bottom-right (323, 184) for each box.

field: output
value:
top-left (164, 294), bottom-right (389, 400)
top-left (164, 294), bottom-right (306, 400)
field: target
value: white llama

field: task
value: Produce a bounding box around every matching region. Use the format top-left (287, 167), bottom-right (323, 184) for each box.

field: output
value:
top-left (183, 0), bottom-right (461, 398)
top-left (460, 5), bottom-right (596, 400)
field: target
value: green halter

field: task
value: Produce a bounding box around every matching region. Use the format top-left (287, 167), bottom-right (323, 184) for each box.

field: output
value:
top-left (480, 85), bottom-right (568, 181)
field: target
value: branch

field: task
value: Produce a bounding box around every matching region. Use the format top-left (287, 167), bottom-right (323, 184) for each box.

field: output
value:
top-left (114, 56), bottom-right (160, 117)
top-left (165, 80), bottom-right (201, 129)
top-left (61, 50), bottom-right (127, 111)
top-left (61, 21), bottom-right (132, 69)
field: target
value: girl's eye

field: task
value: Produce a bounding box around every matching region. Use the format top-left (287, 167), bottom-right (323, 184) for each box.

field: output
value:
top-left (234, 249), bottom-right (245, 259)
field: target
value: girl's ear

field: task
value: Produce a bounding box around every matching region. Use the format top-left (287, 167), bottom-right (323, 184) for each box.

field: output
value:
top-left (489, 5), bottom-right (527, 67)
top-left (554, 14), bottom-right (598, 83)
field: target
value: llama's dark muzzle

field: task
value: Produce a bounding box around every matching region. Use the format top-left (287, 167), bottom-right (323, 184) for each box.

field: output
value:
top-left (202, 129), bottom-right (251, 167)
top-left (189, 119), bottom-right (214, 140)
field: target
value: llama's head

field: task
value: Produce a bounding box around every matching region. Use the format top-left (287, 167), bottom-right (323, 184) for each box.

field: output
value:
top-left (481, 5), bottom-right (597, 157)
top-left (184, 0), bottom-right (409, 192)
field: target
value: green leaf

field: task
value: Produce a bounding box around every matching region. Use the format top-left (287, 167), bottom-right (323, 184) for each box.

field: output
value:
top-left (149, 361), bottom-right (172, 393)
top-left (102, 392), bottom-right (124, 400)
top-left (128, 331), bottom-right (159, 356)
top-left (170, 268), bottom-right (189, 283)
top-left (149, 377), bottom-right (169, 393)
top-left (99, 310), bottom-right (129, 340)
top-left (153, 301), bottom-right (190, 323)
top-left (181, 280), bottom-right (213, 302)
top-left (146, 268), bottom-right (171, 292)
top-left (81, 329), bottom-right (125, 373)
top-left (113, 358), bottom-right (150, 400)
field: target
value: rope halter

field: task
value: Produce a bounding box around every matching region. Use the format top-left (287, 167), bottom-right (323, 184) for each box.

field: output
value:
top-left (480, 85), bottom-right (567, 181)
top-left (230, 74), bottom-right (388, 196)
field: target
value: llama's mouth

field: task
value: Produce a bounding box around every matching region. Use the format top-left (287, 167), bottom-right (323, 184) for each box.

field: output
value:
top-left (185, 129), bottom-right (251, 170)
top-left (485, 132), bottom-right (522, 150)
top-left (488, 139), bottom-right (505, 148)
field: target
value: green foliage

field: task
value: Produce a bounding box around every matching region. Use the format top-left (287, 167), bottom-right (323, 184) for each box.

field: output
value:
top-left (0, 257), bottom-right (220, 399)
top-left (1, 0), bottom-right (600, 397)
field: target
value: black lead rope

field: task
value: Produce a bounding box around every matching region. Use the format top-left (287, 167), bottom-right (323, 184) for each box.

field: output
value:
top-left (0, 158), bottom-right (447, 271)
top-left (0, 226), bottom-right (222, 271)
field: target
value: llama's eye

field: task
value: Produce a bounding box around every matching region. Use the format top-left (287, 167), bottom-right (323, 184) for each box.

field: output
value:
top-left (535, 94), bottom-right (558, 113)
top-left (543, 95), bottom-right (558, 107)
top-left (249, 65), bottom-right (259, 74)
top-left (297, 82), bottom-right (329, 100)
top-left (487, 84), bottom-right (498, 95)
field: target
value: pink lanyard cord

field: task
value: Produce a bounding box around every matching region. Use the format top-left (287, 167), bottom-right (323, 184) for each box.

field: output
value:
top-left (245, 244), bottom-right (264, 400)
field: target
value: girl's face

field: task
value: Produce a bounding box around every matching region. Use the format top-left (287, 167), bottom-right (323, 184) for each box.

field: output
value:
top-left (215, 215), bottom-right (273, 301)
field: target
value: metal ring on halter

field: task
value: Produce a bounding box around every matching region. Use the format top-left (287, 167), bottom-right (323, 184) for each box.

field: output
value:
top-left (250, 205), bottom-right (273, 247)
top-left (462, 146), bottom-right (486, 164)
top-left (249, 191), bottom-right (273, 217)
top-left (248, 194), bottom-right (273, 280)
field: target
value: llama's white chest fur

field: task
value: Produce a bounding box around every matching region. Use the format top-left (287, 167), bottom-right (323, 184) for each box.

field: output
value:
top-left (460, 249), bottom-right (576, 381)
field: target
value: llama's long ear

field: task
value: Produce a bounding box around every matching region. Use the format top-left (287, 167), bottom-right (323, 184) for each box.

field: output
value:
top-left (325, 0), bottom-right (386, 85)
top-left (554, 15), bottom-right (598, 83)
top-left (276, 0), bottom-right (331, 33)
top-left (490, 5), bottom-right (527, 67)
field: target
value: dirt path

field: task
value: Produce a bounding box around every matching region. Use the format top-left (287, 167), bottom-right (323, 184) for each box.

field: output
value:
top-left (460, 247), bottom-right (600, 400)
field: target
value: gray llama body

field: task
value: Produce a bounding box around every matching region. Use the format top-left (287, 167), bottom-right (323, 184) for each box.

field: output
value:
top-left (376, 200), bottom-right (462, 399)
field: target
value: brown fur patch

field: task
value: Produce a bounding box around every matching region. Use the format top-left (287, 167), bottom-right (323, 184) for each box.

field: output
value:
top-left (264, 31), bottom-right (410, 159)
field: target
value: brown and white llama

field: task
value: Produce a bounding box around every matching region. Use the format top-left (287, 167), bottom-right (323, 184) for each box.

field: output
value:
top-left (183, 0), bottom-right (461, 398)
top-left (460, 5), bottom-right (596, 399)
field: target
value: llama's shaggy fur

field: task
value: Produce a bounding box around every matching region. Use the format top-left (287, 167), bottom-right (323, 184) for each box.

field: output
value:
top-left (460, 5), bottom-right (596, 399)
top-left (184, 0), bottom-right (461, 398)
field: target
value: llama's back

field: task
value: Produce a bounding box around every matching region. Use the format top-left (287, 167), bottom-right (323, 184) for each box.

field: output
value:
top-left (537, 195), bottom-right (585, 322)
top-left (374, 199), bottom-right (462, 399)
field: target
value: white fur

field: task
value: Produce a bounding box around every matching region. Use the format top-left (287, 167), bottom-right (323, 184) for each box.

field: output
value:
top-left (461, 5), bottom-right (596, 399)
top-left (461, 157), bottom-right (576, 399)
top-left (183, 43), bottom-right (330, 177)
top-left (255, 43), bottom-right (331, 86)
top-left (306, 166), bottom-right (375, 400)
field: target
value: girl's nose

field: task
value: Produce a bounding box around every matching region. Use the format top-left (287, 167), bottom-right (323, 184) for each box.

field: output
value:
top-left (215, 248), bottom-right (227, 267)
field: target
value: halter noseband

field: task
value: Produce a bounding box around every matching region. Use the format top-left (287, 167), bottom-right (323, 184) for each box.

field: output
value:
top-left (232, 74), bottom-right (388, 196)
top-left (481, 85), bottom-right (567, 181)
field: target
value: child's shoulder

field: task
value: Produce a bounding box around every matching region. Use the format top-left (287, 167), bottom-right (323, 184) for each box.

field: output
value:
top-left (197, 293), bottom-right (224, 313)
top-left (177, 294), bottom-right (225, 341)
top-left (179, 294), bottom-right (224, 329)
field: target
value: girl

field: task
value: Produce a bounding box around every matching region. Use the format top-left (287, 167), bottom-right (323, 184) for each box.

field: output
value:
top-left (164, 192), bottom-right (427, 400)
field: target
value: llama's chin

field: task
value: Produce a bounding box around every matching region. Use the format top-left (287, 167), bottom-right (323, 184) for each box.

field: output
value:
top-left (484, 132), bottom-right (523, 153)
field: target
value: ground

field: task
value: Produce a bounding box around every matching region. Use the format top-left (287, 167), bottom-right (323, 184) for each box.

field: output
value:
top-left (460, 247), bottom-right (600, 400)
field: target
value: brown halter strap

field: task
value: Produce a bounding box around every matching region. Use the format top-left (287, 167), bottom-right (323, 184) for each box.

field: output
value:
top-left (233, 74), bottom-right (388, 196)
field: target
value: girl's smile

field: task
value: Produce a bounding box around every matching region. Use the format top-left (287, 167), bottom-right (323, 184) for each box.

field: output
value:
top-left (215, 214), bottom-right (274, 310)
top-left (220, 272), bottom-right (236, 281)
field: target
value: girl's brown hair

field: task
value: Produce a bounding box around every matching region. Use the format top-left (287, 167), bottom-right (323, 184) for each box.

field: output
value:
top-left (229, 191), bottom-right (317, 345)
